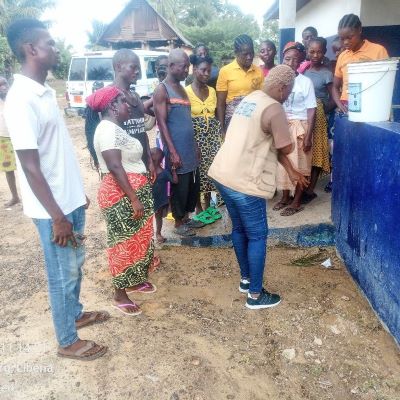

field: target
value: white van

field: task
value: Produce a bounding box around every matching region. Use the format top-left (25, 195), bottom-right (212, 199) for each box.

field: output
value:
top-left (65, 49), bottom-right (167, 114)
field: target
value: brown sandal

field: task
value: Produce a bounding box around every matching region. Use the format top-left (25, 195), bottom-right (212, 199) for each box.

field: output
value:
top-left (273, 201), bottom-right (290, 211)
top-left (57, 340), bottom-right (108, 361)
top-left (76, 310), bottom-right (110, 329)
top-left (280, 206), bottom-right (304, 216)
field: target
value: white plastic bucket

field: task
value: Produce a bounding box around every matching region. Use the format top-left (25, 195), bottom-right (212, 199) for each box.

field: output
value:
top-left (347, 59), bottom-right (398, 122)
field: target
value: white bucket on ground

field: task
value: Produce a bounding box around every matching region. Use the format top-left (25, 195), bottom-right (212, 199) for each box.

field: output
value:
top-left (347, 59), bottom-right (398, 122)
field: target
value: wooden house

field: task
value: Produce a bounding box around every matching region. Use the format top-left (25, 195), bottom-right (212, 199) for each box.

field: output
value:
top-left (99, 0), bottom-right (193, 51)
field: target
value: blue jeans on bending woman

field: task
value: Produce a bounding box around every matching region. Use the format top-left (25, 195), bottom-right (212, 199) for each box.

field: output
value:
top-left (33, 206), bottom-right (86, 347)
top-left (214, 181), bottom-right (268, 293)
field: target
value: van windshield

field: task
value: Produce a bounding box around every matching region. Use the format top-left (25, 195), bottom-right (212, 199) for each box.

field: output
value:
top-left (69, 58), bottom-right (86, 81)
top-left (87, 58), bottom-right (114, 81)
top-left (144, 57), bottom-right (159, 79)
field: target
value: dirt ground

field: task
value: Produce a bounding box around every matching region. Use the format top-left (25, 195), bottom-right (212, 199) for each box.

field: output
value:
top-left (0, 105), bottom-right (399, 400)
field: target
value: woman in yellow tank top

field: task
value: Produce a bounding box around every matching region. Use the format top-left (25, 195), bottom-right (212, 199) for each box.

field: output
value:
top-left (186, 54), bottom-right (222, 214)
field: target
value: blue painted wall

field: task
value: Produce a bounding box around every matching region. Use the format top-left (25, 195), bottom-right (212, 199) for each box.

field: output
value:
top-left (279, 28), bottom-right (295, 62)
top-left (332, 117), bottom-right (400, 344)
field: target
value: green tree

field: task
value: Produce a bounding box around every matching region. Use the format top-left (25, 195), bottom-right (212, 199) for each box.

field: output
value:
top-left (86, 19), bottom-right (108, 50)
top-left (52, 39), bottom-right (72, 80)
top-left (150, 0), bottom-right (180, 25)
top-left (0, 0), bottom-right (55, 77)
top-left (183, 16), bottom-right (260, 64)
top-left (0, 0), bottom-right (55, 35)
top-left (150, 0), bottom-right (261, 65)
top-left (261, 19), bottom-right (279, 46)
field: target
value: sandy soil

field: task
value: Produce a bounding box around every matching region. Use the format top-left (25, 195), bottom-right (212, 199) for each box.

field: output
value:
top-left (0, 110), bottom-right (399, 400)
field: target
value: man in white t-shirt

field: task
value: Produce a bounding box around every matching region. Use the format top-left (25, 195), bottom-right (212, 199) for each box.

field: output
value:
top-left (5, 19), bottom-right (108, 361)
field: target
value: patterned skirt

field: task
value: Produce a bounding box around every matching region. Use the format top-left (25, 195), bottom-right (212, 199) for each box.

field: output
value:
top-left (193, 116), bottom-right (222, 193)
top-left (276, 120), bottom-right (312, 192)
top-left (97, 173), bottom-right (154, 289)
top-left (225, 96), bottom-right (244, 129)
top-left (312, 100), bottom-right (330, 173)
top-left (0, 137), bottom-right (16, 172)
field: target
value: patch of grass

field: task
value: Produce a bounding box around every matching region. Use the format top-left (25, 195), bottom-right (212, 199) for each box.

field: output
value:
top-left (288, 249), bottom-right (329, 267)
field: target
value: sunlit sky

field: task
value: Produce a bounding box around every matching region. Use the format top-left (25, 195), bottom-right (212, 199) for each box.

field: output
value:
top-left (43, 0), bottom-right (274, 52)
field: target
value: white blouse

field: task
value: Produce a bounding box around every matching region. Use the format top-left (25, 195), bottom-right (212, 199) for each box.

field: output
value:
top-left (94, 120), bottom-right (146, 174)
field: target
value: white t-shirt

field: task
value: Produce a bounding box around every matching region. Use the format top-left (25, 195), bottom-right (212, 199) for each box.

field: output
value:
top-left (94, 120), bottom-right (146, 174)
top-left (283, 74), bottom-right (317, 120)
top-left (5, 74), bottom-right (86, 219)
top-left (0, 100), bottom-right (9, 138)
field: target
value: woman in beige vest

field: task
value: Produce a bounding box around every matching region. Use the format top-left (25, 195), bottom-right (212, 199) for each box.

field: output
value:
top-left (208, 65), bottom-right (308, 310)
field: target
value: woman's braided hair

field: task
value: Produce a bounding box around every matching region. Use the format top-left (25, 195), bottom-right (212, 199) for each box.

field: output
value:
top-left (338, 14), bottom-right (362, 30)
top-left (234, 34), bottom-right (254, 53)
top-left (309, 37), bottom-right (327, 52)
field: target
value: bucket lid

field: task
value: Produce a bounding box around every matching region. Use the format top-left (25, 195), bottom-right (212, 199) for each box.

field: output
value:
top-left (348, 59), bottom-right (398, 73)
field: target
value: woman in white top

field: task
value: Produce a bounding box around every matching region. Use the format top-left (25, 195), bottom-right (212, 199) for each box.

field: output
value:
top-left (274, 42), bottom-right (317, 216)
top-left (88, 86), bottom-right (156, 316)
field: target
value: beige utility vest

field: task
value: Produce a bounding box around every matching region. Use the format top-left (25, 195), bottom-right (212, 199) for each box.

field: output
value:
top-left (208, 90), bottom-right (279, 199)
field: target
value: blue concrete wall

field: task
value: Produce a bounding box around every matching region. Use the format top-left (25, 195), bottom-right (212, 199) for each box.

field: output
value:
top-left (279, 28), bottom-right (295, 62)
top-left (332, 117), bottom-right (400, 344)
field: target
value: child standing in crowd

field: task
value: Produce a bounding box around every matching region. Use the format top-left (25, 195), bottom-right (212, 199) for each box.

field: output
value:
top-left (0, 76), bottom-right (20, 207)
top-left (302, 37), bottom-right (335, 202)
top-left (259, 40), bottom-right (277, 77)
top-left (332, 13), bottom-right (388, 113)
top-left (274, 42), bottom-right (316, 216)
top-left (151, 147), bottom-right (177, 244)
top-left (299, 26), bottom-right (331, 73)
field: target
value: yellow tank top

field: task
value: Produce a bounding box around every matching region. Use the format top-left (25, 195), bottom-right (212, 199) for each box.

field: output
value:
top-left (186, 84), bottom-right (217, 119)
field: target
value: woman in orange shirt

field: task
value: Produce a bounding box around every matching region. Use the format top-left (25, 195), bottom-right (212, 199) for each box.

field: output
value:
top-left (332, 14), bottom-right (388, 113)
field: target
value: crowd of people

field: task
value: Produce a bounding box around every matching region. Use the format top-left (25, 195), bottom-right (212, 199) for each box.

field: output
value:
top-left (1, 13), bottom-right (389, 360)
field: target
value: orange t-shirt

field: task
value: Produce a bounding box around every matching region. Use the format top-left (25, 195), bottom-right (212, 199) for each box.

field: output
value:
top-left (335, 40), bottom-right (388, 100)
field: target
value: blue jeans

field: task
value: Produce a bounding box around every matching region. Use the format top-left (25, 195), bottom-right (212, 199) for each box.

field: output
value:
top-left (33, 206), bottom-right (85, 347)
top-left (214, 181), bottom-right (268, 293)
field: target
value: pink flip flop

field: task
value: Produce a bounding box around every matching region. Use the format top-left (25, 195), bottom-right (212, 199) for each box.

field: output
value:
top-left (112, 303), bottom-right (142, 316)
top-left (126, 282), bottom-right (157, 294)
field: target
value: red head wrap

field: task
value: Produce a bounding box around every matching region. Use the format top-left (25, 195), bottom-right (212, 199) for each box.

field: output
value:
top-left (283, 41), bottom-right (306, 55)
top-left (86, 86), bottom-right (121, 112)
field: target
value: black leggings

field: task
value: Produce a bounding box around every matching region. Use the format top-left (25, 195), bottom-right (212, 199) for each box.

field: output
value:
top-left (170, 169), bottom-right (200, 220)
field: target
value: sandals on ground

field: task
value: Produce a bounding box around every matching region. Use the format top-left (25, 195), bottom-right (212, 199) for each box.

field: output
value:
top-left (204, 207), bottom-right (222, 220)
top-left (76, 310), bottom-right (110, 329)
top-left (112, 303), bottom-right (142, 316)
top-left (126, 282), bottom-right (157, 294)
top-left (57, 340), bottom-right (108, 361)
top-left (280, 206), bottom-right (304, 216)
top-left (273, 201), bottom-right (290, 211)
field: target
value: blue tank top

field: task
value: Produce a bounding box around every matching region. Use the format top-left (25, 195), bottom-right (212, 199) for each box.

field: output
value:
top-left (161, 82), bottom-right (198, 174)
